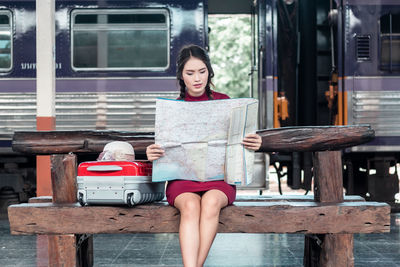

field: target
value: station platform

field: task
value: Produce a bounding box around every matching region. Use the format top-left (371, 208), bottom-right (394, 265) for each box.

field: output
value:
top-left (0, 213), bottom-right (399, 266)
top-left (1, 172), bottom-right (399, 267)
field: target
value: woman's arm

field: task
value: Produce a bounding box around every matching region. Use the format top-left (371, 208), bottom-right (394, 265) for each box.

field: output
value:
top-left (242, 133), bottom-right (262, 151)
top-left (146, 144), bottom-right (165, 161)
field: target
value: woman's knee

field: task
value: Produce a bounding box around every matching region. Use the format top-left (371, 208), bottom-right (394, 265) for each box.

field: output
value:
top-left (175, 193), bottom-right (201, 218)
top-left (200, 191), bottom-right (228, 219)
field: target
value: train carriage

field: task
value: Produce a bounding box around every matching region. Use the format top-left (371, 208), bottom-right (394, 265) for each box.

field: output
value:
top-left (0, 0), bottom-right (209, 148)
top-left (0, 0), bottom-right (399, 205)
top-left (0, 0), bottom-right (277, 200)
top-left (338, 0), bottom-right (400, 151)
top-left (335, 0), bottom-right (400, 201)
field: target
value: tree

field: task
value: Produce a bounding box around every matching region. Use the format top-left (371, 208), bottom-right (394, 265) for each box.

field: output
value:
top-left (208, 15), bottom-right (252, 98)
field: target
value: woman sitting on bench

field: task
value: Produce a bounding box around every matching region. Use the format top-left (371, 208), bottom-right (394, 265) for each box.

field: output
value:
top-left (146, 44), bottom-right (262, 267)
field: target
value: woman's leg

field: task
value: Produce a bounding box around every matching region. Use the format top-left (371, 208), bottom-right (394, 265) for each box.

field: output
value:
top-left (197, 189), bottom-right (228, 267)
top-left (174, 192), bottom-right (202, 267)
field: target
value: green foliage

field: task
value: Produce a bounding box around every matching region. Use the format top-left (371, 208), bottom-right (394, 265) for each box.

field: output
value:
top-left (208, 15), bottom-right (252, 98)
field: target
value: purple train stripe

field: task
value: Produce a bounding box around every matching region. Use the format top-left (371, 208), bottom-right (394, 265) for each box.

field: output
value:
top-left (346, 77), bottom-right (400, 92)
top-left (0, 78), bottom-right (178, 93)
top-left (347, 0), bottom-right (400, 5)
top-left (364, 136), bottom-right (400, 146)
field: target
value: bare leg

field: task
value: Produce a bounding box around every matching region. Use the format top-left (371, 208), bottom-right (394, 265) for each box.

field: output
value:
top-left (174, 192), bottom-right (202, 267)
top-left (197, 190), bottom-right (228, 267)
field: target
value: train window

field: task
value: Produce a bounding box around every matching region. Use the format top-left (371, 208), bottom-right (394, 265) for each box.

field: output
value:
top-left (0, 11), bottom-right (12, 72)
top-left (379, 13), bottom-right (400, 71)
top-left (71, 9), bottom-right (169, 71)
top-left (75, 14), bottom-right (98, 24)
top-left (108, 14), bottom-right (166, 24)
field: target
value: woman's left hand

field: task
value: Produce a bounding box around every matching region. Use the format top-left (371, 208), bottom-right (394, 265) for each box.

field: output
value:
top-left (242, 133), bottom-right (262, 151)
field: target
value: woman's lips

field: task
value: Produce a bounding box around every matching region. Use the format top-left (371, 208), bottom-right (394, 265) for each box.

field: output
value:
top-left (194, 84), bottom-right (202, 88)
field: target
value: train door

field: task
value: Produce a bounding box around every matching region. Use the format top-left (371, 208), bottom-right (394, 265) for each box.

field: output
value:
top-left (206, 0), bottom-right (276, 127)
top-left (254, 0), bottom-right (277, 192)
top-left (254, 0), bottom-right (276, 131)
top-left (207, 0), bottom-right (276, 191)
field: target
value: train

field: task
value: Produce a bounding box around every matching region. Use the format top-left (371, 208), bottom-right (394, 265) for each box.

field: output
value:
top-left (336, 0), bottom-right (400, 202)
top-left (0, 0), bottom-right (399, 205)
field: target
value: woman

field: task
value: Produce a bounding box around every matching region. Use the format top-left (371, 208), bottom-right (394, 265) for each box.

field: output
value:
top-left (147, 44), bottom-right (262, 267)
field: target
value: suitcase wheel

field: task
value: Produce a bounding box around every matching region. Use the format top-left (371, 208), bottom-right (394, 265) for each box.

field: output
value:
top-left (127, 192), bottom-right (135, 207)
top-left (78, 192), bottom-right (85, 206)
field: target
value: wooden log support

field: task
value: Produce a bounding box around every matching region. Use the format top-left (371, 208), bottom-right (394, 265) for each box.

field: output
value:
top-left (304, 151), bottom-right (354, 267)
top-left (8, 201), bottom-right (390, 235)
top-left (48, 154), bottom-right (93, 267)
top-left (11, 125), bottom-right (374, 155)
top-left (313, 151), bottom-right (344, 203)
top-left (48, 235), bottom-right (77, 267)
top-left (320, 234), bottom-right (354, 267)
top-left (51, 154), bottom-right (77, 204)
top-left (12, 131), bottom-right (154, 155)
top-left (257, 125), bottom-right (374, 152)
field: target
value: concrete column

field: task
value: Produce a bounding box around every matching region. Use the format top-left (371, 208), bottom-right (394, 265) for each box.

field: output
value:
top-left (35, 2), bottom-right (56, 265)
top-left (36, 0), bottom-right (56, 197)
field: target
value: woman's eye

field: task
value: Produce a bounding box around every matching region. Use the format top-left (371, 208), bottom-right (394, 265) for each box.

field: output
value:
top-left (200, 71), bottom-right (206, 74)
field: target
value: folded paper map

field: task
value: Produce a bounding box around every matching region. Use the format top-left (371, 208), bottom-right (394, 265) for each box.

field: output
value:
top-left (152, 98), bottom-right (258, 185)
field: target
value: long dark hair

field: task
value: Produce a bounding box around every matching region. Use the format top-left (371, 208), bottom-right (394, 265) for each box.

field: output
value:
top-left (176, 45), bottom-right (214, 100)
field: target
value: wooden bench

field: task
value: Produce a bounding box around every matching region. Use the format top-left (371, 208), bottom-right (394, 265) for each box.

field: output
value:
top-left (8, 125), bottom-right (391, 267)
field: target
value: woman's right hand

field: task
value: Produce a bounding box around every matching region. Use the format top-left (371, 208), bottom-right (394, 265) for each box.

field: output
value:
top-left (146, 144), bottom-right (165, 161)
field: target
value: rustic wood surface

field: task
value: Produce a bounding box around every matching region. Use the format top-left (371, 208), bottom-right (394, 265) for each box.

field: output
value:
top-left (12, 131), bottom-right (154, 155)
top-left (48, 235), bottom-right (77, 267)
top-left (12, 125), bottom-right (374, 155)
top-left (51, 154), bottom-right (77, 204)
top-left (236, 195), bottom-right (364, 202)
top-left (49, 153), bottom-right (93, 267)
top-left (320, 234), bottom-right (354, 267)
top-left (306, 151), bottom-right (352, 267)
top-left (313, 151), bottom-right (344, 202)
top-left (257, 125), bottom-right (374, 152)
top-left (28, 196), bottom-right (53, 203)
top-left (8, 201), bottom-right (390, 235)
top-left (48, 154), bottom-right (80, 266)
top-left (27, 195), bottom-right (365, 203)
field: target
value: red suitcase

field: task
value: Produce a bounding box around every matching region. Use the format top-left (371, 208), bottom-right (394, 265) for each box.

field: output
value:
top-left (77, 161), bottom-right (165, 206)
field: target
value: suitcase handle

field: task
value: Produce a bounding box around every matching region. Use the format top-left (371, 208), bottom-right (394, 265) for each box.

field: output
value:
top-left (87, 165), bottom-right (123, 172)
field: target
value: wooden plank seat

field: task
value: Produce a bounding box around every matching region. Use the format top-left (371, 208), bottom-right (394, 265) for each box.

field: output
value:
top-left (26, 194), bottom-right (367, 203)
top-left (235, 194), bottom-right (366, 202)
top-left (7, 125), bottom-right (391, 267)
top-left (8, 200), bottom-right (390, 235)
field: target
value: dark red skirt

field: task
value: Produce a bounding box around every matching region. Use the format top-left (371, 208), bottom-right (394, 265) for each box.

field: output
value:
top-left (166, 180), bottom-right (236, 206)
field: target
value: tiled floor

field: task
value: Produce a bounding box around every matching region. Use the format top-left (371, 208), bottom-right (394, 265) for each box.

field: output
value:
top-left (1, 213), bottom-right (399, 267)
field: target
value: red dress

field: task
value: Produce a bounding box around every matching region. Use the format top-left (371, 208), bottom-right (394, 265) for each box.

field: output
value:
top-left (165, 90), bottom-right (237, 206)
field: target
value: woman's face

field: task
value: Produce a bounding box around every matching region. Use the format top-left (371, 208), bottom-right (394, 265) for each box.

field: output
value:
top-left (181, 57), bottom-right (209, 97)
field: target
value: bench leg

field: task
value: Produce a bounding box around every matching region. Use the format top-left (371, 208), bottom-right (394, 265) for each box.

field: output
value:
top-left (48, 235), bottom-right (77, 266)
top-left (304, 234), bottom-right (354, 267)
top-left (320, 234), bottom-right (354, 267)
top-left (46, 154), bottom-right (93, 266)
top-left (47, 234), bottom-right (94, 267)
top-left (305, 151), bottom-right (354, 266)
